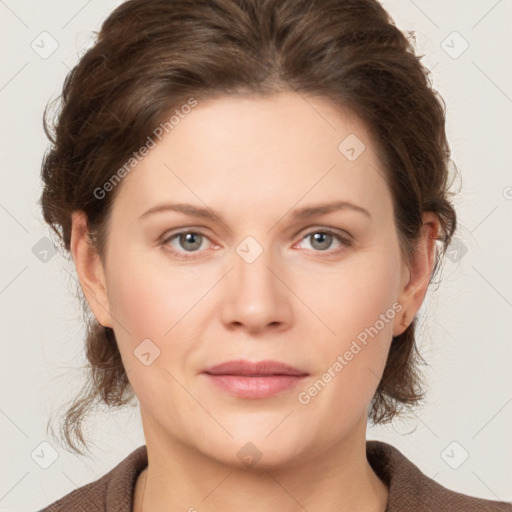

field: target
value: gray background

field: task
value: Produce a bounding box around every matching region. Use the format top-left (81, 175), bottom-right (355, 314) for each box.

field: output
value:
top-left (1, 0), bottom-right (511, 510)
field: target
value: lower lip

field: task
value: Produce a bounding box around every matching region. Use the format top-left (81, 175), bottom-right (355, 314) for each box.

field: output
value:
top-left (203, 374), bottom-right (307, 399)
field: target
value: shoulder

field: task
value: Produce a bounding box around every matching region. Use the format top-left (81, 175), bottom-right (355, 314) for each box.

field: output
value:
top-left (366, 440), bottom-right (512, 512)
top-left (37, 445), bottom-right (148, 512)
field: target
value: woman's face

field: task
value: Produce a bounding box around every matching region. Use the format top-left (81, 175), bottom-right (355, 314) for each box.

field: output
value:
top-left (79, 92), bottom-right (421, 468)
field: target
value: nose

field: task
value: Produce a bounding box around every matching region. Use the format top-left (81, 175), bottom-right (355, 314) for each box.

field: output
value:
top-left (220, 238), bottom-right (293, 334)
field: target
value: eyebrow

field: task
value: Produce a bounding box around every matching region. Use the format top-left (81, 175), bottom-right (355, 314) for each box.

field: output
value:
top-left (139, 199), bottom-right (372, 222)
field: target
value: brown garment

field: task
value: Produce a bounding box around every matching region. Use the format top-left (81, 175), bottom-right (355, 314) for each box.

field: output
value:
top-left (39, 440), bottom-right (511, 511)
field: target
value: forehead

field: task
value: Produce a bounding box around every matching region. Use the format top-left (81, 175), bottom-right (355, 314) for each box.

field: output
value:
top-left (111, 92), bottom-right (392, 224)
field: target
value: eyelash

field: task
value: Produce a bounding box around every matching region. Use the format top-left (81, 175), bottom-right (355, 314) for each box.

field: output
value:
top-left (160, 228), bottom-right (353, 260)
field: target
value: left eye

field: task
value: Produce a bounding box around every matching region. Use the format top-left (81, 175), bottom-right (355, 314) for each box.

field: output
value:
top-left (295, 230), bottom-right (350, 252)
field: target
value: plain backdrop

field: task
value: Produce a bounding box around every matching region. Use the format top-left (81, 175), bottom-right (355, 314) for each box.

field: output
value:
top-left (1, 0), bottom-right (511, 510)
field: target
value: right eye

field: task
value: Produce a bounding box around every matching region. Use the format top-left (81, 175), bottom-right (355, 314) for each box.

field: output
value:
top-left (161, 230), bottom-right (213, 259)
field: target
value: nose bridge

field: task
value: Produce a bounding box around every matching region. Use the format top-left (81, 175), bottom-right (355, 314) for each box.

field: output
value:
top-left (221, 233), bottom-right (289, 330)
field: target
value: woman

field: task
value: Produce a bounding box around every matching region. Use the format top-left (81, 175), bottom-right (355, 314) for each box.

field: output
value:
top-left (38, 0), bottom-right (512, 510)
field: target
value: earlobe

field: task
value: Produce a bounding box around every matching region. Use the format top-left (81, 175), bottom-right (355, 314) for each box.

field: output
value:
top-left (393, 212), bottom-right (440, 337)
top-left (70, 211), bottom-right (113, 328)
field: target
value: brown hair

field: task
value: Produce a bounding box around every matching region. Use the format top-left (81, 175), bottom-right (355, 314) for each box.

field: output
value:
top-left (41, 0), bottom-right (457, 455)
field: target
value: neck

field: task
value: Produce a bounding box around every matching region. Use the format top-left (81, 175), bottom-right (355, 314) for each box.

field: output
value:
top-left (133, 413), bottom-right (388, 512)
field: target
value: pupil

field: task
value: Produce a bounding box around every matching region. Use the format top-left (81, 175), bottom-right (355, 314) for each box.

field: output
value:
top-left (182, 233), bottom-right (201, 250)
top-left (312, 232), bottom-right (331, 250)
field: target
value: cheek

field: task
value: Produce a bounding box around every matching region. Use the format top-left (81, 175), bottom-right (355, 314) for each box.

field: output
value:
top-left (298, 243), bottom-right (402, 407)
top-left (104, 263), bottom-right (194, 408)
top-left (106, 247), bottom-right (202, 338)
top-left (311, 246), bottom-right (402, 345)
top-left (294, 257), bottom-right (401, 431)
top-left (104, 246), bottom-right (218, 385)
top-left (107, 270), bottom-right (168, 341)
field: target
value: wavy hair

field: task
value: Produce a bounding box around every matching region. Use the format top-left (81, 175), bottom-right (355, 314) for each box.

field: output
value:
top-left (40, 0), bottom-right (457, 455)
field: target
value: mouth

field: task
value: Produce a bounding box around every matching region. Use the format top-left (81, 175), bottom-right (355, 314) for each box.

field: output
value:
top-left (201, 360), bottom-right (309, 399)
top-left (202, 359), bottom-right (308, 377)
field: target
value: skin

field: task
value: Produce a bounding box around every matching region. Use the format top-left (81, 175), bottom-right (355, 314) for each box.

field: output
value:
top-left (70, 91), bottom-right (440, 512)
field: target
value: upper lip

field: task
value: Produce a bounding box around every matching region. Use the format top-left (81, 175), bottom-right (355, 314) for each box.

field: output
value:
top-left (202, 359), bottom-right (308, 376)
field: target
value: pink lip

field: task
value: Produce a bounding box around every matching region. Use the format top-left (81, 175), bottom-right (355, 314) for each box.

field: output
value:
top-left (202, 359), bottom-right (307, 376)
top-left (201, 360), bottom-right (309, 399)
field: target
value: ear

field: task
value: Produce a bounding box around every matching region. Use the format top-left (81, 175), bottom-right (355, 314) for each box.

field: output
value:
top-left (393, 211), bottom-right (440, 337)
top-left (70, 211), bottom-right (113, 328)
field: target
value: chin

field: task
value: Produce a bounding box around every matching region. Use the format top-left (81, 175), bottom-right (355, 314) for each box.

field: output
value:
top-left (196, 427), bottom-right (314, 470)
